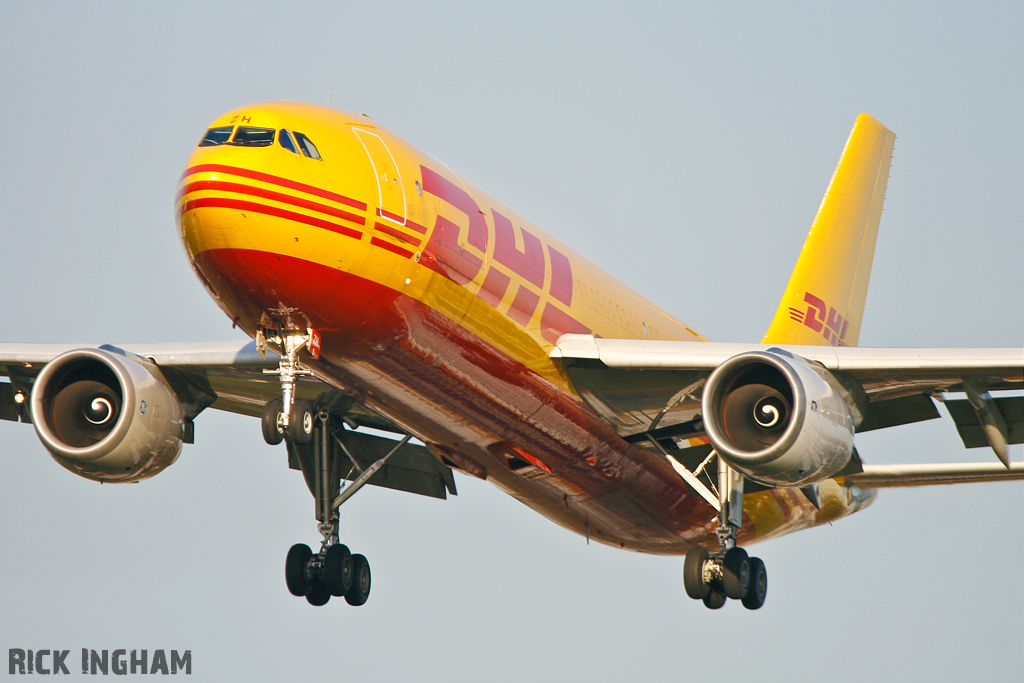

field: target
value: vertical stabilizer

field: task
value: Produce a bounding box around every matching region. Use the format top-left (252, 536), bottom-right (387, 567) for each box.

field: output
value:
top-left (762, 114), bottom-right (895, 348)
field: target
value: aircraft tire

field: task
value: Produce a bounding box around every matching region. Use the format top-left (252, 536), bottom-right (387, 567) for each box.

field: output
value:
top-left (345, 554), bottom-right (371, 606)
top-left (702, 587), bottom-right (727, 610)
top-left (287, 399), bottom-right (315, 445)
top-left (741, 557), bottom-right (767, 610)
top-left (285, 543), bottom-right (313, 596)
top-left (261, 400), bottom-right (284, 445)
top-left (305, 579), bottom-right (331, 606)
top-left (683, 546), bottom-right (711, 599)
top-left (722, 547), bottom-right (750, 600)
top-left (323, 543), bottom-right (354, 596)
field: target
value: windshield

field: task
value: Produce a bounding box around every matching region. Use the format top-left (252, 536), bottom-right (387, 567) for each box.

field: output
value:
top-left (279, 129), bottom-right (299, 154)
top-left (293, 131), bottom-right (322, 160)
top-left (198, 126), bottom-right (233, 146)
top-left (231, 126), bottom-right (276, 147)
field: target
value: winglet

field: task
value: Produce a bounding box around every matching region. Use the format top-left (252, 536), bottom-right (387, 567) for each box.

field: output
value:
top-left (762, 114), bottom-right (896, 348)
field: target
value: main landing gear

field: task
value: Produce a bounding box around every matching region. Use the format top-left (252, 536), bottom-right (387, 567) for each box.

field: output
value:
top-left (260, 328), bottom-right (398, 607)
top-left (682, 461), bottom-right (768, 610)
top-left (285, 537), bottom-right (371, 607)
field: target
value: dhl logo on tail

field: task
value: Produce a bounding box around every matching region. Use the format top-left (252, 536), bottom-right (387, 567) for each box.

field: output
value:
top-left (764, 114), bottom-right (896, 348)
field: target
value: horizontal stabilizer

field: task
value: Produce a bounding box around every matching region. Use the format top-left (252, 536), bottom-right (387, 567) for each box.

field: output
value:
top-left (842, 462), bottom-right (1024, 488)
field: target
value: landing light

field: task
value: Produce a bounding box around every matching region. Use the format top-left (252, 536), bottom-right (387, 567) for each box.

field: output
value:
top-left (13, 392), bottom-right (25, 404)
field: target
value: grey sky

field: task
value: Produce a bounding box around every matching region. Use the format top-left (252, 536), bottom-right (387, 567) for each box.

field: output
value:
top-left (1, 2), bottom-right (1021, 681)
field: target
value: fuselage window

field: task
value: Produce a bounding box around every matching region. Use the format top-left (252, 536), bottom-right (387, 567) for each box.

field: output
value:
top-left (293, 131), bottom-right (322, 160)
top-left (279, 129), bottom-right (300, 155)
top-left (231, 126), bottom-right (276, 147)
top-left (199, 126), bottom-right (234, 147)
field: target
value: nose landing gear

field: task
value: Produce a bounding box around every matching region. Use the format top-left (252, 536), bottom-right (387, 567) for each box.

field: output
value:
top-left (682, 460), bottom-right (768, 610)
top-left (261, 330), bottom-right (315, 446)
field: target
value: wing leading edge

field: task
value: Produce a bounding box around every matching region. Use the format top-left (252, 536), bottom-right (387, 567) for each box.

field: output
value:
top-left (0, 341), bottom-right (456, 499)
top-left (551, 334), bottom-right (1024, 484)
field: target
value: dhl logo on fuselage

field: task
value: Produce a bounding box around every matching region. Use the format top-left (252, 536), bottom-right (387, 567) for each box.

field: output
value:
top-left (412, 165), bottom-right (588, 343)
top-left (178, 159), bottom-right (590, 345)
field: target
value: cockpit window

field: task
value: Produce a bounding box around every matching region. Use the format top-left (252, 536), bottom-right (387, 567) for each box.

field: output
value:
top-left (199, 124), bottom-right (317, 156)
top-left (279, 129), bottom-right (299, 155)
top-left (293, 131), bottom-right (322, 160)
top-left (199, 126), bottom-right (233, 147)
top-left (231, 126), bottom-right (276, 147)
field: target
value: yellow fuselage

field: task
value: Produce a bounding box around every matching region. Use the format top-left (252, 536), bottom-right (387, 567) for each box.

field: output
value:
top-left (178, 101), bottom-right (870, 553)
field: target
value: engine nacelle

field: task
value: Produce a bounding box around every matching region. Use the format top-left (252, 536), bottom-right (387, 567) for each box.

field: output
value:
top-left (30, 347), bottom-right (184, 482)
top-left (702, 350), bottom-right (855, 487)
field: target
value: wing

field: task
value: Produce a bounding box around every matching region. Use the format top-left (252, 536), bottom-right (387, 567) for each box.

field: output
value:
top-left (0, 341), bottom-right (455, 499)
top-left (551, 334), bottom-right (1024, 484)
top-left (3, 340), bottom-right (347, 422)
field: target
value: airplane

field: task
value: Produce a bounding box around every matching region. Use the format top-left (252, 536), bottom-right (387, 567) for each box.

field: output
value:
top-left (1, 102), bottom-right (1020, 610)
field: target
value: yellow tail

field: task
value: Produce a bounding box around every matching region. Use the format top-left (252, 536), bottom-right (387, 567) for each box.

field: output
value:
top-left (762, 114), bottom-right (895, 348)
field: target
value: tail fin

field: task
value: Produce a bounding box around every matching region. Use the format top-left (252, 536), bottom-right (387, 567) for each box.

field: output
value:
top-left (762, 114), bottom-right (895, 348)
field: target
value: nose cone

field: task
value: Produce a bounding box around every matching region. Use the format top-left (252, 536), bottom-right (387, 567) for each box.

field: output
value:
top-left (176, 102), bottom-right (387, 336)
top-left (178, 159), bottom-right (325, 329)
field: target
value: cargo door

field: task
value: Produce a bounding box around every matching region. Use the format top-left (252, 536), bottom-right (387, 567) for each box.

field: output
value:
top-left (351, 127), bottom-right (407, 225)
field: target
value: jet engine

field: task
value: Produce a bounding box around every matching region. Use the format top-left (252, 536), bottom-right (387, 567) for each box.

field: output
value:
top-left (701, 349), bottom-right (855, 487)
top-left (29, 347), bottom-right (184, 482)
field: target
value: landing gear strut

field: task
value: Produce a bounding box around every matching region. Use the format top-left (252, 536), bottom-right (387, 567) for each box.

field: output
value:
top-left (280, 410), bottom-right (379, 606)
top-left (259, 328), bottom-right (383, 607)
top-left (682, 460), bottom-right (768, 610)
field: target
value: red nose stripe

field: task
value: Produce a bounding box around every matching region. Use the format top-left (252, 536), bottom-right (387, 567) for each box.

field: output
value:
top-left (181, 197), bottom-right (362, 240)
top-left (179, 179), bottom-right (365, 226)
top-left (373, 221), bottom-right (421, 247)
top-left (181, 163), bottom-right (367, 211)
top-left (370, 237), bottom-right (414, 259)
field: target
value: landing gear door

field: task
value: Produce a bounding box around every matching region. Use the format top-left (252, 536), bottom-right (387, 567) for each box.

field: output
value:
top-left (351, 127), bottom-right (407, 225)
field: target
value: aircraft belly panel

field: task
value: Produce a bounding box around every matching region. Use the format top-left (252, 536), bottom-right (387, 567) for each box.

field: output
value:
top-left (192, 246), bottom-right (854, 552)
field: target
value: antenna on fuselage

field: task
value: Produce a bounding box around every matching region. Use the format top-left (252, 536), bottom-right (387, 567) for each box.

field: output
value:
top-left (327, 94), bottom-right (333, 107)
